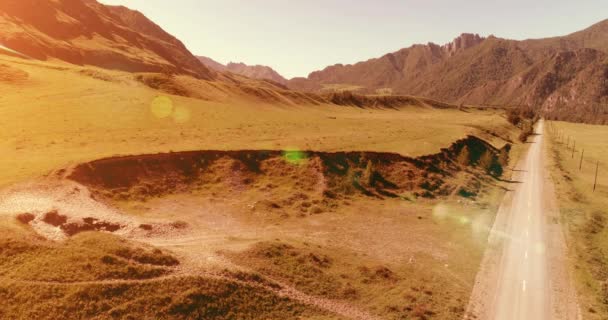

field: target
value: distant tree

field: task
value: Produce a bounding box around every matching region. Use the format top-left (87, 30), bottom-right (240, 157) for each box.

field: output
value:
top-left (519, 122), bottom-right (534, 143)
top-left (457, 146), bottom-right (471, 167)
top-left (520, 107), bottom-right (536, 119)
top-left (479, 150), bottom-right (503, 177)
top-left (507, 108), bottom-right (522, 126)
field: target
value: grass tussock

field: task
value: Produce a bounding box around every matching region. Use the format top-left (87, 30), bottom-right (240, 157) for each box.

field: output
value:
top-left (0, 277), bottom-right (327, 320)
top-left (228, 240), bottom-right (470, 320)
top-left (0, 224), bottom-right (177, 282)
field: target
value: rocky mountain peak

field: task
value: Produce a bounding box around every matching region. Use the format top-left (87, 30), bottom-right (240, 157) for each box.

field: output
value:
top-left (442, 33), bottom-right (485, 56)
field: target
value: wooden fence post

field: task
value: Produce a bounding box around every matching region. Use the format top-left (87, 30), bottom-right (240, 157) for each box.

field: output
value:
top-left (572, 141), bottom-right (576, 158)
top-left (579, 149), bottom-right (584, 171)
top-left (594, 161), bottom-right (599, 192)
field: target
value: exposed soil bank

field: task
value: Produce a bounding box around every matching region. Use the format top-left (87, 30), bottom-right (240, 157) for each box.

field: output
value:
top-left (68, 136), bottom-right (508, 202)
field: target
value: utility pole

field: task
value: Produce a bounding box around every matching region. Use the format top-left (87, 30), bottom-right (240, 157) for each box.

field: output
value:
top-left (579, 149), bottom-right (584, 171)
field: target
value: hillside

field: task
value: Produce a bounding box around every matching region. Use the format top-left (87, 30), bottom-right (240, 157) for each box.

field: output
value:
top-left (197, 56), bottom-right (288, 85)
top-left (0, 0), bottom-right (214, 79)
top-left (289, 23), bottom-right (608, 124)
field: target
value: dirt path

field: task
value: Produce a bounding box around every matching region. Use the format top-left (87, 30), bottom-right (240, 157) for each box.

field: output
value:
top-left (0, 185), bottom-right (377, 320)
top-left (465, 120), bottom-right (580, 319)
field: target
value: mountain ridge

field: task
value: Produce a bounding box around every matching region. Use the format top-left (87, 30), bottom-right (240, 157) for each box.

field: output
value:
top-left (196, 56), bottom-right (288, 85)
top-left (288, 24), bottom-right (608, 124)
top-left (0, 0), bottom-right (214, 79)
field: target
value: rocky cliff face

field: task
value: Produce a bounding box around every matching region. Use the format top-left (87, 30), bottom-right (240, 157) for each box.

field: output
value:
top-left (442, 33), bottom-right (485, 56)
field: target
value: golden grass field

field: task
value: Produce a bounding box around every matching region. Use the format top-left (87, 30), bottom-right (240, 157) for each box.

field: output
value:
top-left (0, 54), bottom-right (525, 319)
top-left (546, 121), bottom-right (608, 319)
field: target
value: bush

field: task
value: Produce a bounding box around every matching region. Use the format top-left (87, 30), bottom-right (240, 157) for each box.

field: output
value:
top-left (520, 107), bottom-right (536, 119)
top-left (507, 109), bottom-right (521, 126)
top-left (478, 151), bottom-right (494, 173)
top-left (518, 122), bottom-right (534, 143)
top-left (457, 146), bottom-right (471, 166)
top-left (478, 151), bottom-right (504, 177)
top-left (362, 160), bottom-right (374, 187)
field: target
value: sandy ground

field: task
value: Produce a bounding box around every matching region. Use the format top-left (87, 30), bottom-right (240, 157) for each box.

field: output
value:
top-left (465, 120), bottom-right (580, 319)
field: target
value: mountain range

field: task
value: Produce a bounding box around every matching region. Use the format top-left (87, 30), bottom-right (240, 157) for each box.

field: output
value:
top-left (288, 22), bottom-right (608, 124)
top-left (0, 0), bottom-right (606, 124)
top-left (197, 56), bottom-right (288, 85)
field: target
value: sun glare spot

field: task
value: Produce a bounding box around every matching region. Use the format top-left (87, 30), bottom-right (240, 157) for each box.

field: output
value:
top-left (459, 216), bottom-right (471, 225)
top-left (282, 149), bottom-right (307, 165)
top-left (432, 203), bottom-right (449, 220)
top-left (150, 96), bottom-right (174, 119)
top-left (172, 105), bottom-right (191, 123)
top-left (534, 242), bottom-right (545, 255)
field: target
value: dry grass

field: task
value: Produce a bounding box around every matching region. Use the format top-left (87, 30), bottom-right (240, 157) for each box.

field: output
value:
top-left (226, 237), bottom-right (480, 320)
top-left (546, 121), bottom-right (608, 319)
top-left (321, 83), bottom-right (365, 93)
top-left (0, 56), bottom-right (514, 189)
top-left (0, 219), bottom-right (176, 282)
top-left (0, 277), bottom-right (330, 320)
top-left (0, 218), bottom-right (335, 319)
top-left (0, 55), bottom-right (524, 319)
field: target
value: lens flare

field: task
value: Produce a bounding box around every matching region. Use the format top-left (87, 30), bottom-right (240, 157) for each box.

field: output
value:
top-left (534, 242), bottom-right (545, 255)
top-left (172, 105), bottom-right (191, 123)
top-left (472, 211), bottom-right (492, 242)
top-left (150, 96), bottom-right (174, 119)
top-left (282, 149), bottom-right (307, 165)
top-left (432, 203), bottom-right (449, 220)
top-left (459, 216), bottom-right (471, 225)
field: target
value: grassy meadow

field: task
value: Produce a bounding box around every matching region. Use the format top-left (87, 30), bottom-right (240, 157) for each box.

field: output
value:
top-left (0, 54), bottom-right (526, 319)
top-left (546, 120), bottom-right (608, 319)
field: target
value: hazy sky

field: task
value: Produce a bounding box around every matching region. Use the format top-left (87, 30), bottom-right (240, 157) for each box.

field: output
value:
top-left (100, 0), bottom-right (608, 79)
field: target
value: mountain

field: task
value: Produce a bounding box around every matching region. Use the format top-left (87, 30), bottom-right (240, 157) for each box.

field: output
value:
top-left (289, 23), bottom-right (608, 124)
top-left (197, 56), bottom-right (227, 72)
top-left (0, 0), bottom-right (214, 79)
top-left (197, 56), bottom-right (287, 85)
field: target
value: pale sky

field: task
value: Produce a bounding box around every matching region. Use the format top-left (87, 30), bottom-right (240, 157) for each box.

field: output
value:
top-left (100, 0), bottom-right (608, 79)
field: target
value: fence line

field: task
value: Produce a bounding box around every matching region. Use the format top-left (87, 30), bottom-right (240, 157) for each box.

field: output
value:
top-left (546, 120), bottom-right (603, 193)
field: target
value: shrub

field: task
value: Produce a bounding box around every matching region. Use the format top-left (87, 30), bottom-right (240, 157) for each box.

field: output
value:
top-left (362, 160), bottom-right (374, 187)
top-left (478, 151), bottom-right (494, 173)
top-left (518, 122), bottom-right (534, 143)
top-left (457, 146), bottom-right (471, 166)
top-left (478, 151), bottom-right (503, 177)
top-left (507, 109), bottom-right (521, 126)
top-left (498, 148), bottom-right (509, 168)
top-left (520, 107), bottom-right (536, 119)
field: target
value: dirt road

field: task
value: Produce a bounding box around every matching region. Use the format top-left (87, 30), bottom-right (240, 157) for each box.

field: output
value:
top-left (466, 120), bottom-right (580, 319)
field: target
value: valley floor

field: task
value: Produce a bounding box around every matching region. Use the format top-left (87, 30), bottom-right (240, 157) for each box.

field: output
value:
top-left (0, 56), bottom-right (524, 319)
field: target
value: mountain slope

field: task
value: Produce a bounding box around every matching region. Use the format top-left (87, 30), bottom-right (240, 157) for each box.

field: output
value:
top-left (197, 55), bottom-right (227, 72)
top-left (289, 25), bottom-right (608, 124)
top-left (197, 56), bottom-right (287, 84)
top-left (0, 0), bottom-right (214, 79)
